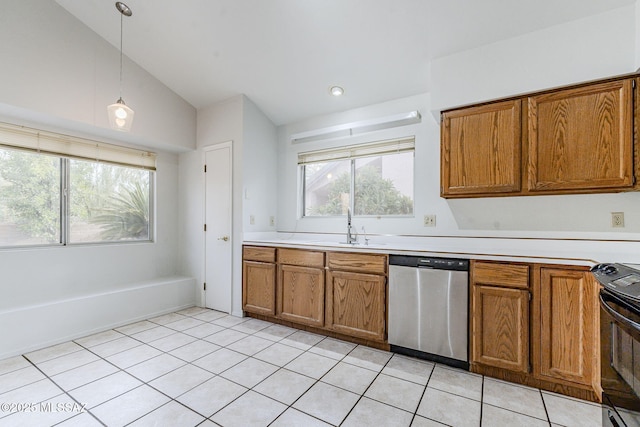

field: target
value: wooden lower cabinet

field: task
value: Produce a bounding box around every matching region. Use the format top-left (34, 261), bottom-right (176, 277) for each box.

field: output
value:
top-left (246, 247), bottom-right (388, 344)
top-left (533, 266), bottom-right (599, 389)
top-left (471, 261), bottom-right (530, 373)
top-left (277, 264), bottom-right (325, 327)
top-left (470, 261), bottom-right (601, 402)
top-left (325, 270), bottom-right (386, 342)
top-left (242, 246), bottom-right (277, 316)
top-left (471, 285), bottom-right (529, 373)
top-left (242, 261), bottom-right (276, 316)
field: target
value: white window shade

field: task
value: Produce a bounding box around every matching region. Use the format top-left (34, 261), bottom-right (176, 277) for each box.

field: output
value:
top-left (0, 122), bottom-right (156, 170)
top-left (298, 137), bottom-right (415, 165)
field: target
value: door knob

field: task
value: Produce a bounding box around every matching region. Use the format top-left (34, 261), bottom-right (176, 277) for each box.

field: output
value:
top-left (217, 236), bottom-right (229, 241)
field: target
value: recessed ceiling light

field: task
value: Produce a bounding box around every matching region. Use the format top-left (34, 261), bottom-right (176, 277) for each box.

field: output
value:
top-left (329, 86), bottom-right (344, 97)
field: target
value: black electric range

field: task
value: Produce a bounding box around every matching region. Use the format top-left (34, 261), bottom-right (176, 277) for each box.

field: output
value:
top-left (591, 263), bottom-right (640, 427)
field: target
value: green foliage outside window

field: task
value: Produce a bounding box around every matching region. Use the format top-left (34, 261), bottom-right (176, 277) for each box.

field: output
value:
top-left (311, 165), bottom-right (412, 216)
top-left (0, 150), bottom-right (60, 243)
top-left (0, 148), bottom-right (150, 245)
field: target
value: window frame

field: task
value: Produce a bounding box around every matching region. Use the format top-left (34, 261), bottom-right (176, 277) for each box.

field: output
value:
top-left (0, 153), bottom-right (155, 249)
top-left (299, 137), bottom-right (415, 218)
top-left (0, 122), bottom-right (156, 249)
top-left (65, 159), bottom-right (155, 246)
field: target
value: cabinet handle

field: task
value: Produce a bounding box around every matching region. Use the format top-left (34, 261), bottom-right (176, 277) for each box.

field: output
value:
top-left (218, 236), bottom-right (229, 241)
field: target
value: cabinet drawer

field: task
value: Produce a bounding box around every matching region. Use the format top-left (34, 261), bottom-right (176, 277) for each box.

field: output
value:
top-left (327, 252), bottom-right (387, 275)
top-left (243, 246), bottom-right (276, 263)
top-left (473, 261), bottom-right (529, 289)
top-left (278, 248), bottom-right (324, 268)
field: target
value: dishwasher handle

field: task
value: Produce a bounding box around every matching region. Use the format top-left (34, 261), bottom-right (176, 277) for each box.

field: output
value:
top-left (390, 255), bottom-right (469, 271)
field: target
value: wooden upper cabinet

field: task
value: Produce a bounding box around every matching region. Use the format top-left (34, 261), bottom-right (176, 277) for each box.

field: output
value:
top-left (441, 100), bottom-right (522, 196)
top-left (527, 79), bottom-right (634, 192)
top-left (534, 267), bottom-right (599, 387)
top-left (441, 75), bottom-right (638, 198)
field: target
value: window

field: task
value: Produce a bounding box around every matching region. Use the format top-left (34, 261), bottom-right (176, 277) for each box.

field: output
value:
top-left (0, 123), bottom-right (155, 247)
top-left (69, 160), bottom-right (151, 243)
top-left (0, 149), bottom-right (61, 246)
top-left (300, 137), bottom-right (414, 217)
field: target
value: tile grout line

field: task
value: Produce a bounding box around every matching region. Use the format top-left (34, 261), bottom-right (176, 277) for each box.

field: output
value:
top-left (539, 388), bottom-right (552, 426)
top-left (335, 351), bottom-right (396, 425)
top-left (409, 359), bottom-right (437, 426)
top-left (4, 309), bottom-right (600, 427)
top-left (479, 374), bottom-right (484, 426)
top-left (60, 312), bottom-right (245, 424)
top-left (77, 309), bottom-right (251, 425)
top-left (266, 336), bottom-right (359, 427)
top-left (21, 354), bottom-right (107, 427)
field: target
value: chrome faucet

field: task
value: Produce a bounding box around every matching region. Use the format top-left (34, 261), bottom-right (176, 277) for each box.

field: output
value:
top-left (346, 208), bottom-right (358, 244)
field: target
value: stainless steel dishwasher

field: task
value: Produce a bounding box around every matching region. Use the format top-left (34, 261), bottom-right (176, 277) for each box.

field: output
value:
top-left (388, 255), bottom-right (469, 369)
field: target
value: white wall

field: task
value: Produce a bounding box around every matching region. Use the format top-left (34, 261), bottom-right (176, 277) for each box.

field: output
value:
top-left (0, 150), bottom-right (196, 358)
top-left (0, 0), bottom-right (196, 152)
top-left (273, 3), bottom-right (640, 241)
top-left (276, 91), bottom-right (640, 240)
top-left (180, 95), bottom-right (277, 316)
top-left (430, 4), bottom-right (637, 113)
top-left (181, 96), bottom-right (243, 313)
top-left (0, 1), bottom-right (197, 358)
top-left (243, 98), bottom-right (279, 233)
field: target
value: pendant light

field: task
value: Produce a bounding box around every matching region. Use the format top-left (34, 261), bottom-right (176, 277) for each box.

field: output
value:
top-left (107, 2), bottom-right (134, 132)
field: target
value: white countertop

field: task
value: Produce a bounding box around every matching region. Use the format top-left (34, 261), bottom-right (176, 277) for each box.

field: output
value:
top-left (243, 232), bottom-right (640, 266)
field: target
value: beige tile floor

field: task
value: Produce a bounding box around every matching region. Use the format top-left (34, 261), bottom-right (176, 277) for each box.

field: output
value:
top-left (0, 307), bottom-right (603, 426)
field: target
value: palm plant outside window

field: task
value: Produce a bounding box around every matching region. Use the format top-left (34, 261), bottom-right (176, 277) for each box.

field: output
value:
top-left (0, 123), bottom-right (154, 247)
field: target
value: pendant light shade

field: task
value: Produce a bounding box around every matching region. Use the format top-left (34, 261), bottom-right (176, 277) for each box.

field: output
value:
top-left (108, 2), bottom-right (134, 132)
top-left (107, 97), bottom-right (135, 132)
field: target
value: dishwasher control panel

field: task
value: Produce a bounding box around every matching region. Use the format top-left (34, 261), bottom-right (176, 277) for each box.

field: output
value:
top-left (389, 255), bottom-right (469, 271)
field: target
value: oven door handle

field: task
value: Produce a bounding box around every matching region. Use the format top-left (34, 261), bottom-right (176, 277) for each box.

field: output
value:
top-left (600, 293), bottom-right (640, 333)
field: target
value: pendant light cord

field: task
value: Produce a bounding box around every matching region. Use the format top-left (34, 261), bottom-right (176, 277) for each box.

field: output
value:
top-left (119, 11), bottom-right (123, 100)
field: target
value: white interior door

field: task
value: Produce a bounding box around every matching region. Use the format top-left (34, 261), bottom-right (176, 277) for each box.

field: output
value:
top-left (204, 142), bottom-right (232, 313)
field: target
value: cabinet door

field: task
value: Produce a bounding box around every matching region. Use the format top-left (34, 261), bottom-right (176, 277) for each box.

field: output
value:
top-left (471, 285), bottom-right (529, 372)
top-left (535, 268), bottom-right (598, 386)
top-left (441, 100), bottom-right (522, 197)
top-left (326, 270), bottom-right (386, 342)
top-left (242, 261), bottom-right (276, 316)
top-left (527, 79), bottom-right (634, 192)
top-left (277, 265), bottom-right (325, 327)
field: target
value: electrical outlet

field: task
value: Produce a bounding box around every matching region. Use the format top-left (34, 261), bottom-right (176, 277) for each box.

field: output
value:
top-left (269, 216), bottom-right (275, 227)
top-left (612, 212), bottom-right (624, 228)
top-left (249, 215), bottom-right (255, 225)
top-left (424, 214), bottom-right (436, 227)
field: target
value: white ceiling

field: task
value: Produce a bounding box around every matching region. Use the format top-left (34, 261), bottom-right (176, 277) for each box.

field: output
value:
top-left (56, 0), bottom-right (634, 126)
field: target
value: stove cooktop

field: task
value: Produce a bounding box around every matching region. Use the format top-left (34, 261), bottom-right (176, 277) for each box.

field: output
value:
top-left (591, 263), bottom-right (640, 304)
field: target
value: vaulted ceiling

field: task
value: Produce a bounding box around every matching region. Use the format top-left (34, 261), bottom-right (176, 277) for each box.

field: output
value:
top-left (56, 0), bottom-right (635, 125)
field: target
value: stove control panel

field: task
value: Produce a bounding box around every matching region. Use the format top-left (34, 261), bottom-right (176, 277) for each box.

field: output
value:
top-left (591, 263), bottom-right (640, 302)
